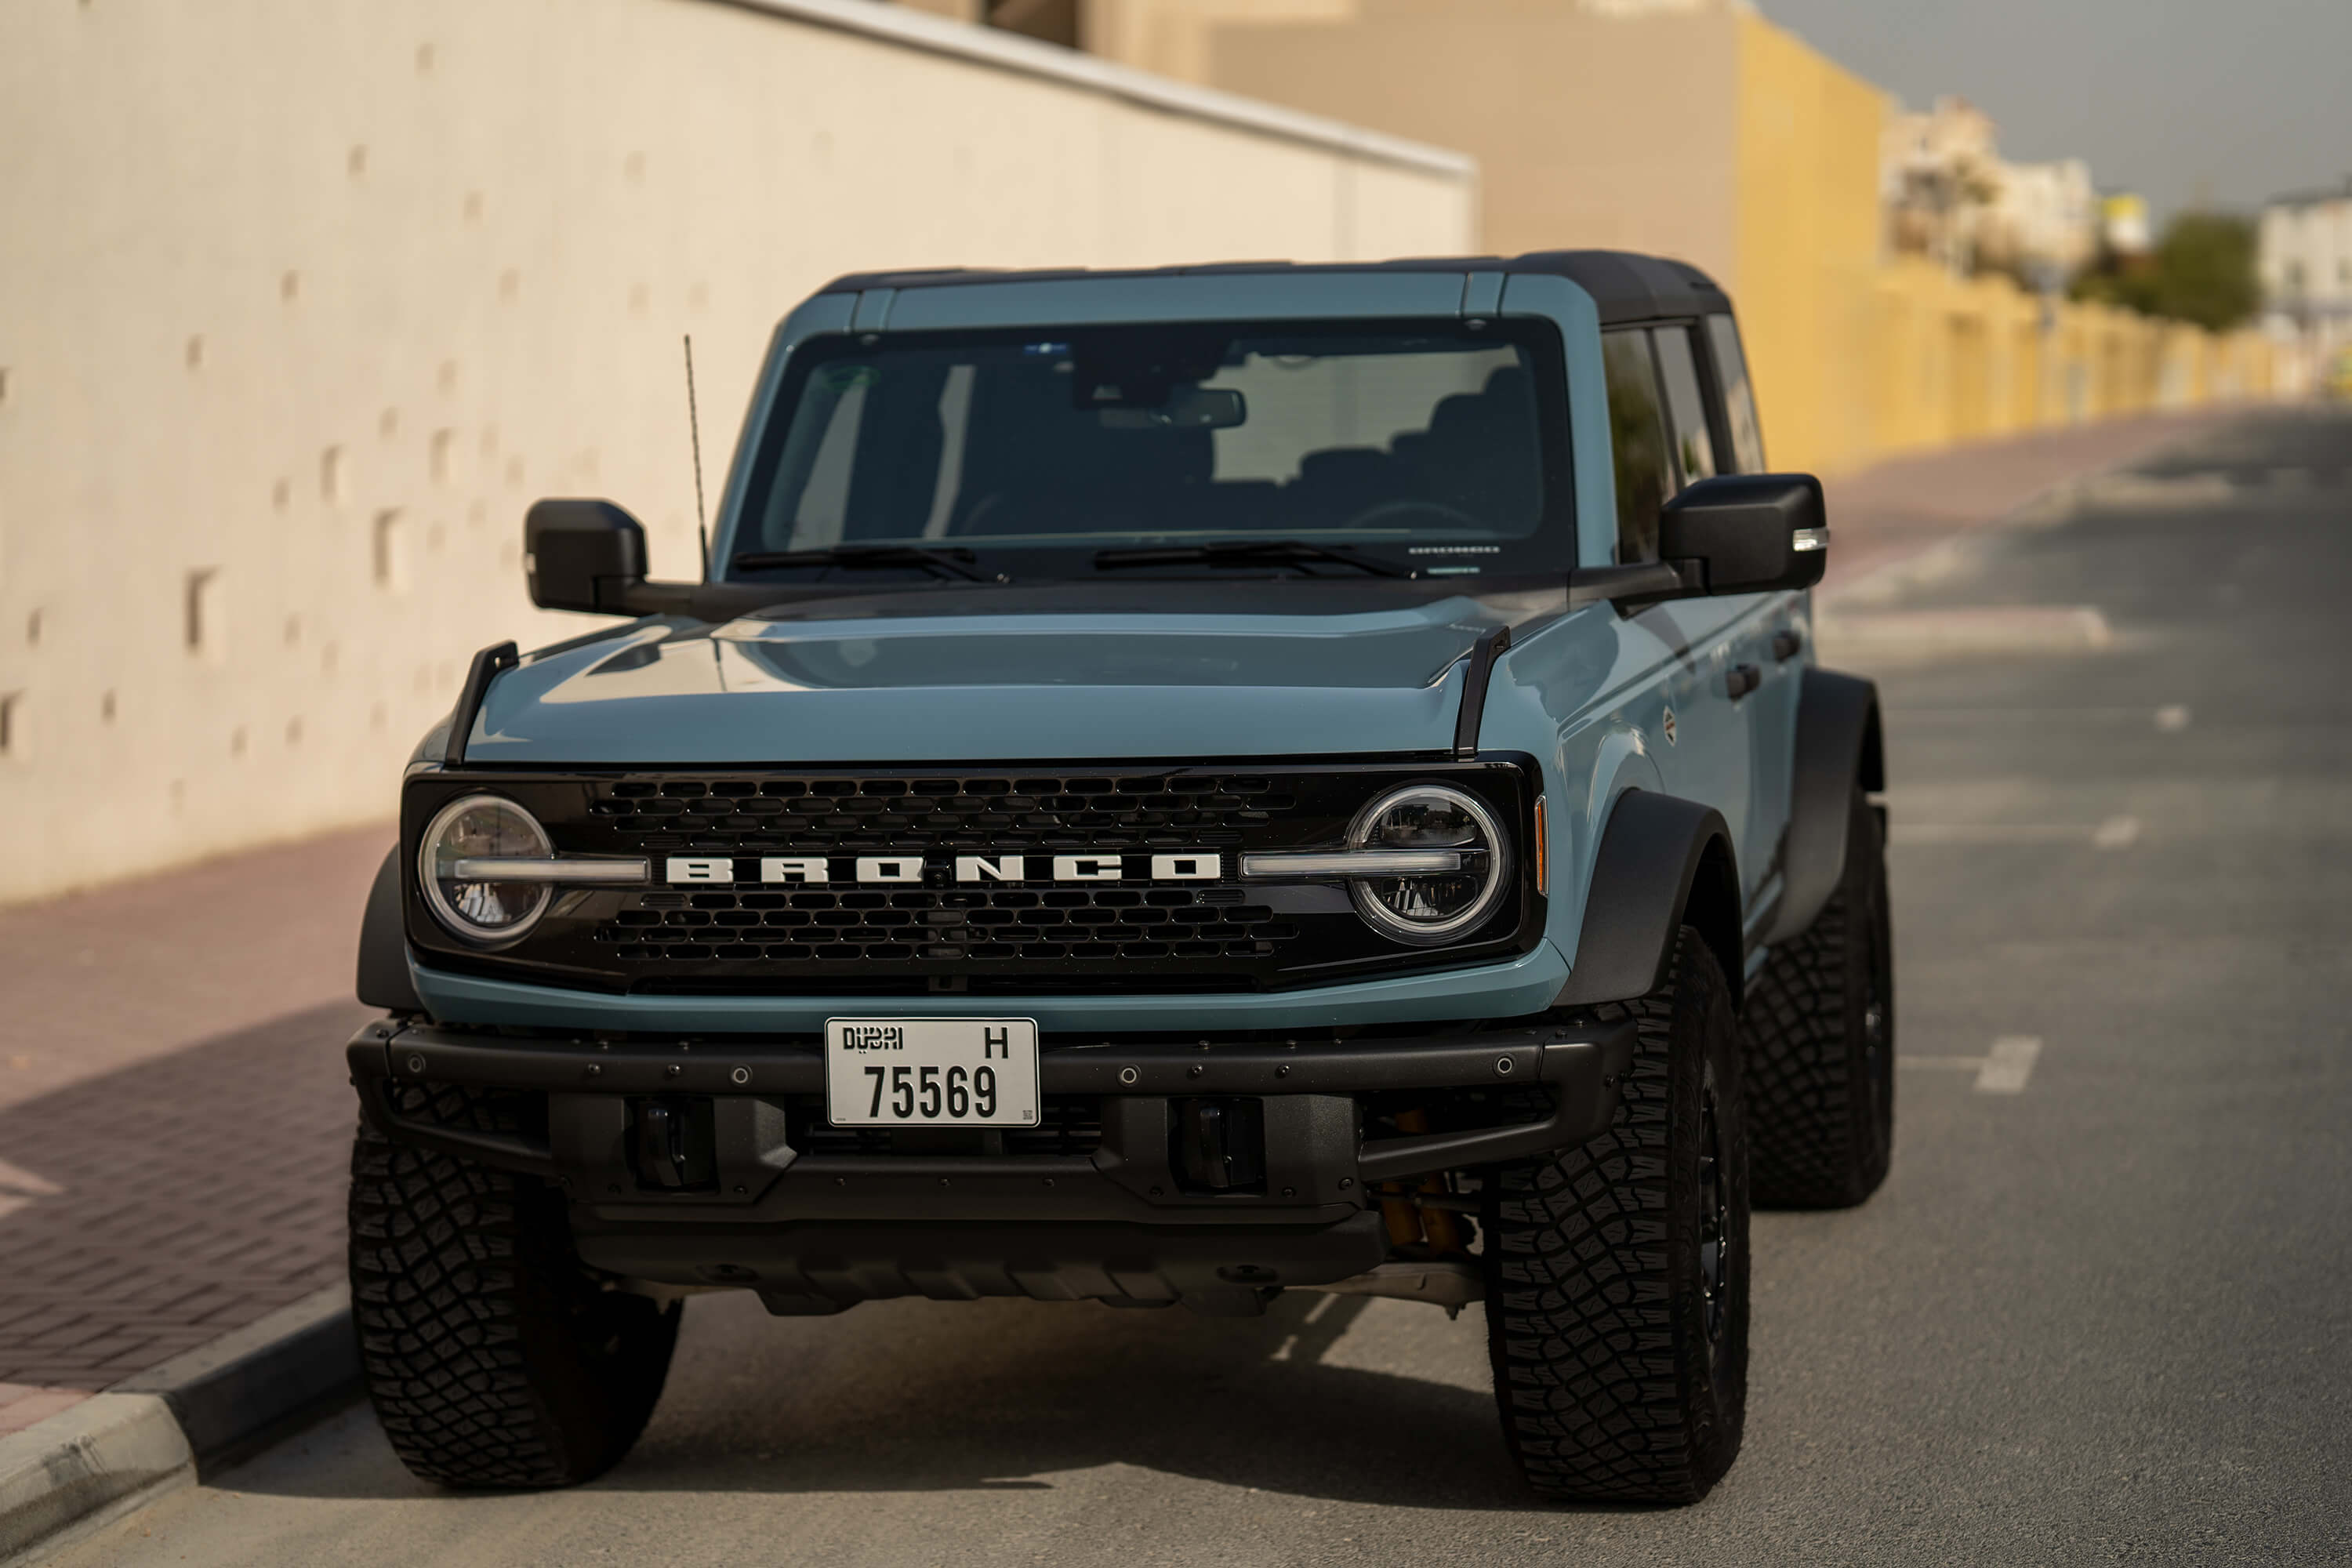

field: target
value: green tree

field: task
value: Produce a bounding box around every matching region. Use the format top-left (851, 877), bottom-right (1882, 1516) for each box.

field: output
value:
top-left (2074, 213), bottom-right (2260, 332)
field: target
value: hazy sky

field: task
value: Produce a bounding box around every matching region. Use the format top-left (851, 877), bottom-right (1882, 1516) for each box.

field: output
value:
top-left (1760, 0), bottom-right (2352, 218)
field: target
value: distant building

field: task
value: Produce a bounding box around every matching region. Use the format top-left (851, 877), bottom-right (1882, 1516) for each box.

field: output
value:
top-left (2259, 179), bottom-right (2352, 368)
top-left (1882, 96), bottom-right (1999, 271)
top-left (1882, 96), bottom-right (2095, 283)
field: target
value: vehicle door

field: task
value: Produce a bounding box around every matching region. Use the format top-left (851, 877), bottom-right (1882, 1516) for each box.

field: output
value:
top-left (1599, 326), bottom-right (1755, 884)
top-left (1699, 311), bottom-right (1802, 909)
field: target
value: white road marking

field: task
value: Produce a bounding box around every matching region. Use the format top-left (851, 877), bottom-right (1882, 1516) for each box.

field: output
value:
top-left (0, 1156), bottom-right (62, 1196)
top-left (1893, 706), bottom-right (2183, 724)
top-left (1898, 1037), bottom-right (2043, 1094)
top-left (2091, 815), bottom-right (2143, 849)
top-left (1302, 1293), bottom-right (1339, 1325)
top-left (1815, 604), bottom-right (2113, 660)
top-left (1975, 1036), bottom-right (2043, 1094)
top-left (0, 1156), bottom-right (63, 1221)
top-left (2155, 704), bottom-right (2191, 731)
top-left (1893, 823), bottom-right (2082, 844)
top-left (1889, 817), bottom-right (2141, 848)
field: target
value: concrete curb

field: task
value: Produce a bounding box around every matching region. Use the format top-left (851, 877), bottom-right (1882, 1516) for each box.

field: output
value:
top-left (0, 1286), bottom-right (356, 1564)
top-left (0, 1395), bottom-right (192, 1567)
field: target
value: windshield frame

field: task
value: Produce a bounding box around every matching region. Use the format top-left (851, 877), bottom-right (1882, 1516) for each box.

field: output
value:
top-left (717, 316), bottom-right (1577, 589)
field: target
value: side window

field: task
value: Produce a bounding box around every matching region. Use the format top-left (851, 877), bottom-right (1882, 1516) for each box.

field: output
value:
top-left (1704, 313), bottom-right (1767, 473)
top-left (1601, 330), bottom-right (1670, 562)
top-left (1650, 325), bottom-right (1718, 489)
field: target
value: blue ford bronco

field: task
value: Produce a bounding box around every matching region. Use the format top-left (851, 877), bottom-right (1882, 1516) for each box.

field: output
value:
top-left (348, 250), bottom-right (1892, 1504)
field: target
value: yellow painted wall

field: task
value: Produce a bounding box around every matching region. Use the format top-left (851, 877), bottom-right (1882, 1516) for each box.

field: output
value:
top-left (1730, 13), bottom-right (1886, 475)
top-left (1860, 260), bottom-right (2276, 458)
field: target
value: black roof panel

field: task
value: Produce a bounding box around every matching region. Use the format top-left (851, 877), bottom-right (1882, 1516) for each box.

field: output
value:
top-left (820, 249), bottom-right (1731, 326)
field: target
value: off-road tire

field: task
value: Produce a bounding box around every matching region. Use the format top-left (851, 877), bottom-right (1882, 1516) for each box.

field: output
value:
top-left (1744, 788), bottom-right (1894, 1209)
top-left (349, 1084), bottom-right (680, 1488)
top-left (1483, 925), bottom-right (1750, 1505)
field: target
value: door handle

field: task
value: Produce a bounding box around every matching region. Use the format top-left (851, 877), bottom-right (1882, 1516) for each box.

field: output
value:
top-left (1726, 663), bottom-right (1762, 701)
top-left (1771, 628), bottom-right (1803, 662)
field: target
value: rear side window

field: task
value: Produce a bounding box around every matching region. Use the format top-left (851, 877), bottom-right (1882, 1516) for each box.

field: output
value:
top-left (1601, 330), bottom-right (1670, 562)
top-left (1704, 314), bottom-right (1767, 472)
top-left (1651, 326), bottom-right (1718, 489)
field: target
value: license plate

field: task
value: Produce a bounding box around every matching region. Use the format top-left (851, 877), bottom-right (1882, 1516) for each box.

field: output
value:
top-left (823, 1018), bottom-right (1040, 1127)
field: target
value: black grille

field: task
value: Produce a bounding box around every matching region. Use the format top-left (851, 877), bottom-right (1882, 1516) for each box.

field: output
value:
top-left (597, 887), bottom-right (1290, 967)
top-left (586, 771), bottom-right (1294, 967)
top-left (402, 760), bottom-right (1539, 993)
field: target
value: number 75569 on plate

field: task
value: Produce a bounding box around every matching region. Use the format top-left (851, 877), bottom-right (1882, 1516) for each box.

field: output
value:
top-left (822, 1018), bottom-right (1040, 1127)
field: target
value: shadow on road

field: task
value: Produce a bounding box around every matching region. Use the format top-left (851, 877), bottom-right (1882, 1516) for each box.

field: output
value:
top-left (235, 1286), bottom-right (1573, 1512)
top-left (0, 1000), bottom-right (368, 1388)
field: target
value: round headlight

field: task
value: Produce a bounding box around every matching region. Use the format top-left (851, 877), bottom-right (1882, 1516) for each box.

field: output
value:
top-left (418, 793), bottom-right (554, 945)
top-left (1346, 784), bottom-right (1512, 946)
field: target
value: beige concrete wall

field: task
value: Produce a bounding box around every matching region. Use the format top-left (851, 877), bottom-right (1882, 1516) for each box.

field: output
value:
top-left (1080, 0), bottom-right (1361, 86)
top-left (0, 0), bottom-right (1474, 906)
top-left (1208, 1), bottom-right (1739, 277)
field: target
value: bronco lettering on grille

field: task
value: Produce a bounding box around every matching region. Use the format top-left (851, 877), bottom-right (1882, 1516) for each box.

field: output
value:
top-left (663, 851), bottom-right (1224, 887)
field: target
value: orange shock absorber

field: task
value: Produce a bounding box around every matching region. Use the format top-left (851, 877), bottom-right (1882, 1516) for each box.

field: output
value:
top-left (1378, 1109), bottom-right (1466, 1252)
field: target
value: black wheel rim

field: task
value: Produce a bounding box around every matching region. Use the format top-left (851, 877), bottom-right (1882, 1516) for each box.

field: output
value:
top-left (1697, 1061), bottom-right (1730, 1353)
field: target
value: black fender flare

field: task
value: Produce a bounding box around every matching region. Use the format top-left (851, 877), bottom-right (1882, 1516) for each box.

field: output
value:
top-left (356, 845), bottom-right (422, 1013)
top-left (1553, 790), bottom-right (1744, 1010)
top-left (1763, 667), bottom-right (1885, 946)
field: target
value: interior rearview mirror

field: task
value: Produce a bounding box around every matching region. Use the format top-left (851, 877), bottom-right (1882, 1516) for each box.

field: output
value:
top-left (524, 499), bottom-right (655, 614)
top-left (1096, 387), bottom-right (1247, 430)
top-left (1657, 473), bottom-right (1829, 596)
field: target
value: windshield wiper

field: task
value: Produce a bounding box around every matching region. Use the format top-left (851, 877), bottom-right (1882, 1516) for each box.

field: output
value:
top-left (730, 544), bottom-right (988, 582)
top-left (1091, 539), bottom-right (1410, 578)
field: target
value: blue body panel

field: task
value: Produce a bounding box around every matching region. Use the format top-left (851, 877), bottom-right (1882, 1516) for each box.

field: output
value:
top-left (416, 265), bottom-right (1813, 1033)
top-left (463, 598), bottom-right (1518, 764)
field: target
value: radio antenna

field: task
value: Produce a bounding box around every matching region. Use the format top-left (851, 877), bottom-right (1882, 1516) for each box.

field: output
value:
top-left (684, 334), bottom-right (710, 579)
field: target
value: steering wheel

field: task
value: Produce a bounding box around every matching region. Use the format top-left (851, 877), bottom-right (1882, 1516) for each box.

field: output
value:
top-left (1340, 499), bottom-right (1481, 532)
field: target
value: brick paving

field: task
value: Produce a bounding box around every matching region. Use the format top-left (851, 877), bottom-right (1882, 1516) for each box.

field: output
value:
top-left (0, 408), bottom-right (2261, 1436)
top-left (0, 828), bottom-right (383, 1398)
top-left (0, 1002), bottom-right (368, 1389)
top-left (1815, 408), bottom-right (2238, 598)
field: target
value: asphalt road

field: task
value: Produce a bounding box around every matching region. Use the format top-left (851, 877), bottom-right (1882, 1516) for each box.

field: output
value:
top-left (57, 407), bottom-right (2352, 1566)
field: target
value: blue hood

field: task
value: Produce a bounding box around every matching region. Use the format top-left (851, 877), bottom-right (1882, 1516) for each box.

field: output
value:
top-left (461, 586), bottom-right (1563, 765)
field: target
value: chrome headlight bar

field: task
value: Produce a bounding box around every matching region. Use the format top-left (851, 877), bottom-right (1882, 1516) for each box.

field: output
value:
top-left (448, 857), bottom-right (651, 883)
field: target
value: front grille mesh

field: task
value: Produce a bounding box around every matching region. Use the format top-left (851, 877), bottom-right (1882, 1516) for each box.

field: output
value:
top-left (597, 887), bottom-right (1292, 965)
top-left (587, 772), bottom-right (1299, 967)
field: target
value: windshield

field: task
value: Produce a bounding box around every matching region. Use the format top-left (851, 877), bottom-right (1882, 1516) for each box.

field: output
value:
top-left (729, 320), bottom-right (1567, 580)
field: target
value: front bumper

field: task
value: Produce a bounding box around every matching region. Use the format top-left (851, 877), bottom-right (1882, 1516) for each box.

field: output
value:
top-left (405, 937), bottom-right (1573, 1034)
top-left (348, 1013), bottom-right (1632, 1312)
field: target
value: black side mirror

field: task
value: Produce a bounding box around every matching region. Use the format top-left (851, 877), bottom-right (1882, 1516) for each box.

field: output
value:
top-left (1658, 473), bottom-right (1828, 595)
top-left (524, 499), bottom-right (655, 614)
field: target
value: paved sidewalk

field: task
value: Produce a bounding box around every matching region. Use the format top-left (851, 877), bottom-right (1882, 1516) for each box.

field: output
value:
top-left (0, 405), bottom-right (2271, 1436)
top-left (0, 829), bottom-right (387, 1416)
top-left (1816, 408), bottom-right (2237, 597)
